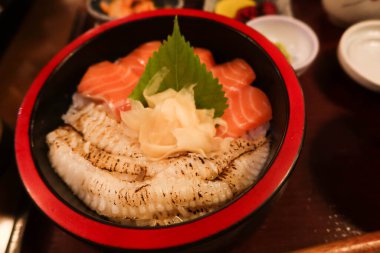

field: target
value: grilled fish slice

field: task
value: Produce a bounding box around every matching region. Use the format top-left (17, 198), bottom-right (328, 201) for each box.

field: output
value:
top-left (47, 126), bottom-right (269, 224)
top-left (112, 205), bottom-right (216, 226)
top-left (47, 135), bottom-right (234, 220)
top-left (48, 124), bottom-right (268, 180)
top-left (217, 141), bottom-right (270, 194)
top-left (49, 95), bottom-right (271, 225)
top-left (62, 102), bottom-right (268, 180)
top-left (63, 102), bottom-right (141, 156)
top-left (47, 126), bottom-right (146, 180)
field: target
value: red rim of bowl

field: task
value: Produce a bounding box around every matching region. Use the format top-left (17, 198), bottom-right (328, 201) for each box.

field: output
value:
top-left (15, 9), bottom-right (304, 250)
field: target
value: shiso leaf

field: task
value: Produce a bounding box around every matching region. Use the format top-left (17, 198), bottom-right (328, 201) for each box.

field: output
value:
top-left (129, 16), bottom-right (227, 117)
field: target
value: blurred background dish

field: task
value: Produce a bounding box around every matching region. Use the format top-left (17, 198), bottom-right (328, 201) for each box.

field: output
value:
top-left (203, 0), bottom-right (292, 22)
top-left (338, 20), bottom-right (380, 92)
top-left (87, 0), bottom-right (112, 21)
top-left (87, 0), bottom-right (184, 22)
top-left (247, 15), bottom-right (319, 75)
top-left (87, 0), bottom-right (292, 24)
top-left (322, 0), bottom-right (380, 27)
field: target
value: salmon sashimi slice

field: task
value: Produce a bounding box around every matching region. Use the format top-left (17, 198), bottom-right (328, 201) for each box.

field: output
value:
top-left (118, 41), bottom-right (161, 76)
top-left (219, 85), bottom-right (272, 138)
top-left (77, 61), bottom-right (140, 118)
top-left (77, 41), bottom-right (160, 120)
top-left (211, 58), bottom-right (256, 92)
top-left (194, 48), bottom-right (215, 70)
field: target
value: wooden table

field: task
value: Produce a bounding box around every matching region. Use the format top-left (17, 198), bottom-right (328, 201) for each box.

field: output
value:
top-left (1, 0), bottom-right (379, 252)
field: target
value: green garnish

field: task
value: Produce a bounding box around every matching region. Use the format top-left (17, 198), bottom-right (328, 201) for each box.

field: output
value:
top-left (274, 42), bottom-right (291, 62)
top-left (129, 16), bottom-right (227, 118)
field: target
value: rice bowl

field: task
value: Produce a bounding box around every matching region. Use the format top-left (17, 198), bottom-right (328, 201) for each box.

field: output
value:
top-left (15, 9), bottom-right (304, 250)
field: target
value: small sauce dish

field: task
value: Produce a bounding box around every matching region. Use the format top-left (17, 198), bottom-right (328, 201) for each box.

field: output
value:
top-left (247, 15), bottom-right (319, 75)
top-left (338, 20), bottom-right (380, 92)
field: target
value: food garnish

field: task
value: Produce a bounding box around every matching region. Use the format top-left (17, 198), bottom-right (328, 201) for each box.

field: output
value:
top-left (122, 67), bottom-right (227, 159)
top-left (215, 0), bottom-right (256, 18)
top-left (129, 16), bottom-right (228, 118)
top-left (234, 0), bottom-right (278, 23)
top-left (274, 42), bottom-right (291, 62)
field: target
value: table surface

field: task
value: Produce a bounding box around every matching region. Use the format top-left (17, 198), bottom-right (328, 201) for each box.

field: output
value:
top-left (1, 0), bottom-right (379, 252)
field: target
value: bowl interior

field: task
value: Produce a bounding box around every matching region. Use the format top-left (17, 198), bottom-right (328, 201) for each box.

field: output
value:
top-left (29, 15), bottom-right (289, 226)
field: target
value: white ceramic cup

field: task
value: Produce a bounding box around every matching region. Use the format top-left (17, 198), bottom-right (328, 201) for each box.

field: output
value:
top-left (247, 15), bottom-right (319, 75)
top-left (322, 0), bottom-right (380, 27)
top-left (338, 20), bottom-right (380, 92)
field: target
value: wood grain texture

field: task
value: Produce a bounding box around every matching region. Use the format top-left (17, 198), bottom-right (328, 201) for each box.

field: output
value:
top-left (292, 232), bottom-right (380, 253)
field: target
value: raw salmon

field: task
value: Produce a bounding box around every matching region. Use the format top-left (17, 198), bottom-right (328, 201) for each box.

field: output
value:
top-left (78, 41), bottom-right (161, 117)
top-left (219, 85), bottom-right (272, 138)
top-left (210, 58), bottom-right (270, 137)
top-left (211, 58), bottom-right (256, 92)
top-left (78, 42), bottom-right (216, 119)
top-left (118, 43), bottom-right (214, 75)
top-left (77, 61), bottom-right (139, 117)
top-left (194, 48), bottom-right (215, 69)
top-left (77, 43), bottom-right (270, 136)
top-left (118, 41), bottom-right (161, 76)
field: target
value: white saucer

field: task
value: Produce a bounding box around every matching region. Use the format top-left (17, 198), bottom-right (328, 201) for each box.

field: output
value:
top-left (338, 20), bottom-right (380, 92)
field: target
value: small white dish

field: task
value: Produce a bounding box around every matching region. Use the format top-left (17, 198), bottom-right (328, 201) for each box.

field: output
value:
top-left (338, 20), bottom-right (380, 92)
top-left (247, 15), bottom-right (319, 75)
top-left (322, 0), bottom-right (380, 27)
top-left (87, 0), bottom-right (184, 22)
